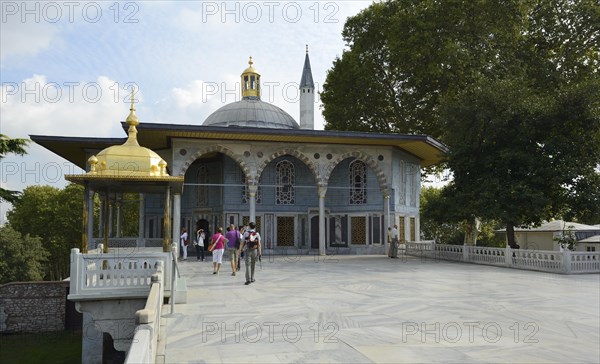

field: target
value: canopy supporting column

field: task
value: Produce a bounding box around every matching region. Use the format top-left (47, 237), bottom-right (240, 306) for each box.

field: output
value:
top-left (163, 187), bottom-right (172, 252)
top-left (172, 193), bottom-right (181, 257)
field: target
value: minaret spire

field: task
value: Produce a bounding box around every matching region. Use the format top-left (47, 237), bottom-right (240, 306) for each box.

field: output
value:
top-left (300, 45), bottom-right (315, 129)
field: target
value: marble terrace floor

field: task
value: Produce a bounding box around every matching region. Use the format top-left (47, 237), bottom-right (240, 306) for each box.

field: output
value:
top-left (160, 252), bottom-right (600, 363)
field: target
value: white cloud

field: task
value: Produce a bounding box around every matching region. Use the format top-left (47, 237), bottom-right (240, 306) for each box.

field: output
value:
top-left (0, 9), bottom-right (60, 64)
top-left (1, 74), bottom-right (140, 138)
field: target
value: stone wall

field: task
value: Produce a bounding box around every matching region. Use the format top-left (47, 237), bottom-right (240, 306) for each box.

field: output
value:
top-left (0, 281), bottom-right (69, 333)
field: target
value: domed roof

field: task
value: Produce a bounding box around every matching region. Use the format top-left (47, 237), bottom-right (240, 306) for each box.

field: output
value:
top-left (88, 93), bottom-right (170, 178)
top-left (203, 98), bottom-right (300, 129)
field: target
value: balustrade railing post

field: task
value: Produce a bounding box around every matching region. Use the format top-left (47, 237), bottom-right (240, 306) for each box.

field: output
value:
top-left (505, 246), bottom-right (512, 267)
top-left (70, 248), bottom-right (81, 296)
top-left (462, 245), bottom-right (469, 262)
top-left (563, 250), bottom-right (572, 274)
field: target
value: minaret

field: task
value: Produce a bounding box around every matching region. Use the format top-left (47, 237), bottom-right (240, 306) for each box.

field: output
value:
top-left (300, 45), bottom-right (315, 130)
top-left (241, 56), bottom-right (261, 100)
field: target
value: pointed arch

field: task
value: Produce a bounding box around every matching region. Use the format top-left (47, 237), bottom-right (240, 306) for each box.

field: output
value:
top-left (257, 149), bottom-right (318, 182)
top-left (179, 145), bottom-right (250, 179)
top-left (325, 151), bottom-right (389, 192)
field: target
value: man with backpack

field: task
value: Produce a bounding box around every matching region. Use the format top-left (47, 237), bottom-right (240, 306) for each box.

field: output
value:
top-left (238, 222), bottom-right (262, 285)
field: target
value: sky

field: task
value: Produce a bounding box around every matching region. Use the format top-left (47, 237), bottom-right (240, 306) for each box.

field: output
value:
top-left (1, 1), bottom-right (449, 225)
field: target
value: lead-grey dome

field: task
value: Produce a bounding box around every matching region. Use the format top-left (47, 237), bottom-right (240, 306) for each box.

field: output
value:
top-left (203, 98), bottom-right (299, 129)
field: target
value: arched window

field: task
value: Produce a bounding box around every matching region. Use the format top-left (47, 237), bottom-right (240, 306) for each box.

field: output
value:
top-left (349, 160), bottom-right (367, 204)
top-left (197, 165), bottom-right (208, 206)
top-left (276, 160), bottom-right (295, 205)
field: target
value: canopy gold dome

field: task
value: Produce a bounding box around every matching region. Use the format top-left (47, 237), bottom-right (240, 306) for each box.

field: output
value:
top-left (87, 90), bottom-right (168, 178)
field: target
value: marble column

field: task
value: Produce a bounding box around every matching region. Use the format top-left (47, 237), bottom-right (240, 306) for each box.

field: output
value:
top-left (115, 194), bottom-right (122, 238)
top-left (102, 193), bottom-right (109, 253)
top-left (318, 185), bottom-right (327, 256)
top-left (108, 197), bottom-right (114, 238)
top-left (87, 189), bottom-right (94, 250)
top-left (248, 183), bottom-right (257, 224)
top-left (98, 198), bottom-right (104, 239)
top-left (163, 187), bottom-right (172, 253)
top-left (82, 186), bottom-right (89, 254)
top-left (172, 193), bottom-right (181, 257)
top-left (383, 192), bottom-right (390, 253)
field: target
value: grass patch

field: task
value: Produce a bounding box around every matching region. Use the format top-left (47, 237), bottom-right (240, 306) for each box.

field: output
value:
top-left (0, 330), bottom-right (81, 364)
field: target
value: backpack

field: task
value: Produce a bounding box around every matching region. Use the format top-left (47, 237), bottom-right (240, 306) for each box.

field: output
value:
top-left (246, 231), bottom-right (259, 250)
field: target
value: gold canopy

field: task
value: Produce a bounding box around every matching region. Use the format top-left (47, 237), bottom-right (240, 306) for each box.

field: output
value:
top-left (86, 90), bottom-right (168, 178)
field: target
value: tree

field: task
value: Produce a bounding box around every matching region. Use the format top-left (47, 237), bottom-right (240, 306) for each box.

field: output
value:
top-left (322, 0), bottom-right (600, 245)
top-left (7, 184), bottom-right (142, 279)
top-left (420, 186), bottom-right (463, 244)
top-left (441, 76), bottom-right (600, 247)
top-left (321, 0), bottom-right (525, 139)
top-left (0, 134), bottom-right (29, 203)
top-left (0, 225), bottom-right (48, 284)
top-left (7, 184), bottom-right (83, 280)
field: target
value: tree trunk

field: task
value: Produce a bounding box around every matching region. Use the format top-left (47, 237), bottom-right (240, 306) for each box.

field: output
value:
top-left (505, 224), bottom-right (518, 248)
top-left (463, 218), bottom-right (480, 246)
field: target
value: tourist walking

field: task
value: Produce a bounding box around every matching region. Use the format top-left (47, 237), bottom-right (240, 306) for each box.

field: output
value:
top-left (387, 227), bottom-right (393, 258)
top-left (195, 228), bottom-right (205, 261)
top-left (210, 227), bottom-right (226, 274)
top-left (391, 224), bottom-right (399, 258)
top-left (180, 227), bottom-right (188, 261)
top-left (225, 224), bottom-right (241, 276)
top-left (239, 222), bottom-right (261, 285)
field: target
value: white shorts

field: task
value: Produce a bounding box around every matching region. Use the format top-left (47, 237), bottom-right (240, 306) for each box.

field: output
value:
top-left (212, 248), bottom-right (224, 263)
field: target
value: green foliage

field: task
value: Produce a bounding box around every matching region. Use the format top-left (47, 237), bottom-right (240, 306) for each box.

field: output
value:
top-left (442, 76), bottom-right (600, 244)
top-left (553, 223), bottom-right (577, 251)
top-left (321, 0), bottom-right (525, 139)
top-left (323, 0), bottom-right (600, 243)
top-left (0, 134), bottom-right (29, 203)
top-left (0, 225), bottom-right (48, 284)
top-left (420, 186), bottom-right (463, 244)
top-left (6, 184), bottom-right (142, 280)
top-left (7, 184), bottom-right (83, 280)
top-left (119, 193), bottom-right (140, 238)
top-left (0, 331), bottom-right (81, 363)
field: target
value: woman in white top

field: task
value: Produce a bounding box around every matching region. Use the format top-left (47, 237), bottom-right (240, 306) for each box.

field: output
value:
top-left (195, 229), bottom-right (205, 261)
top-left (180, 227), bottom-right (188, 261)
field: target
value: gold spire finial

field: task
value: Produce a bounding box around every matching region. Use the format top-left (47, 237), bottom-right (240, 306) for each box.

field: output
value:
top-left (248, 56), bottom-right (253, 67)
top-left (125, 87), bottom-right (139, 127)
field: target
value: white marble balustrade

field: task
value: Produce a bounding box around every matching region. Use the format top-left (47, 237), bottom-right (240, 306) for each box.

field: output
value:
top-left (68, 248), bottom-right (173, 300)
top-left (406, 242), bottom-right (600, 274)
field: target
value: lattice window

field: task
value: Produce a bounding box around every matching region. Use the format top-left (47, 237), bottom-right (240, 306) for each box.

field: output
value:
top-left (351, 216), bottom-right (366, 244)
top-left (349, 160), bottom-right (367, 205)
top-left (399, 161), bottom-right (406, 205)
top-left (197, 165), bottom-right (208, 206)
top-left (410, 217), bottom-right (416, 241)
top-left (409, 164), bottom-right (418, 207)
top-left (277, 216), bottom-right (295, 246)
top-left (242, 175), bottom-right (262, 204)
top-left (242, 216), bottom-right (262, 233)
top-left (398, 216), bottom-right (406, 242)
top-left (276, 160), bottom-right (295, 205)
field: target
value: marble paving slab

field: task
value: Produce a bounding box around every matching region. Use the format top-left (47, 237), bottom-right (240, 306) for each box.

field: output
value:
top-left (162, 254), bottom-right (600, 363)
